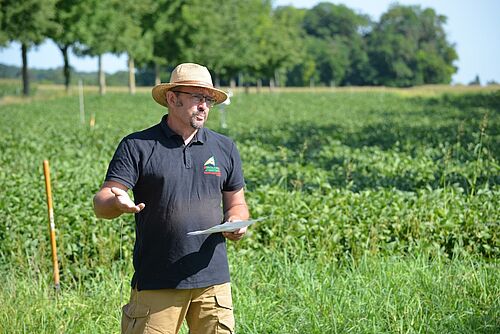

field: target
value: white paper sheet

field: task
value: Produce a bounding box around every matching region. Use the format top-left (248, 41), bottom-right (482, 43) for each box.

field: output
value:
top-left (187, 218), bottom-right (264, 236)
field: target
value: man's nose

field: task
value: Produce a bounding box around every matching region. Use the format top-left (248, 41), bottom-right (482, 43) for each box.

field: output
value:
top-left (198, 100), bottom-right (209, 109)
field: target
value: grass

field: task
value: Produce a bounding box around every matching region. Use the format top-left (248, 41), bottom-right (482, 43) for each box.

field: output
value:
top-left (231, 250), bottom-right (499, 333)
top-left (0, 86), bottom-right (498, 333)
top-left (0, 251), bottom-right (498, 333)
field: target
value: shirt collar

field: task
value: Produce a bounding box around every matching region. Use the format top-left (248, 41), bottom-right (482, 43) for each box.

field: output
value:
top-left (195, 127), bottom-right (207, 143)
top-left (160, 114), bottom-right (206, 144)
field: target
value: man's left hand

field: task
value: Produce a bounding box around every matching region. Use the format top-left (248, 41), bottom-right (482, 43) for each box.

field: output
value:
top-left (223, 226), bottom-right (247, 241)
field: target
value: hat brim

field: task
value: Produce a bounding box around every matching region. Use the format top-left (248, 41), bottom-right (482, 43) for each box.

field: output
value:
top-left (152, 83), bottom-right (228, 108)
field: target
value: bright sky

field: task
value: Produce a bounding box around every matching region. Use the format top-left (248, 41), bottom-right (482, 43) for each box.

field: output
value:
top-left (0, 0), bottom-right (499, 84)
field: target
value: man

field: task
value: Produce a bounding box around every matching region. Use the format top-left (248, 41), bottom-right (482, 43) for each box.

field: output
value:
top-left (93, 63), bottom-right (249, 334)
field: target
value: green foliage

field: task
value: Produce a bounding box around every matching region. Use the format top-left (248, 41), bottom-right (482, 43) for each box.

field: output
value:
top-left (303, 2), bottom-right (370, 38)
top-left (182, 0), bottom-right (287, 82)
top-left (305, 36), bottom-right (350, 86)
top-left (0, 90), bottom-right (498, 284)
top-left (0, 4), bottom-right (6, 46)
top-left (0, 0), bottom-right (57, 95)
top-left (49, 0), bottom-right (94, 47)
top-left (0, 90), bottom-right (498, 332)
top-left (296, 3), bottom-right (372, 86)
top-left (226, 92), bottom-right (498, 258)
top-left (0, 0), bottom-right (56, 45)
top-left (144, 0), bottom-right (185, 66)
top-left (367, 4), bottom-right (458, 86)
top-left (46, 0), bottom-right (95, 89)
top-left (72, 0), bottom-right (116, 57)
top-left (1, 1), bottom-right (459, 88)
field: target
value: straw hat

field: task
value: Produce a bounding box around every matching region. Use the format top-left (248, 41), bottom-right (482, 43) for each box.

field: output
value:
top-left (152, 63), bottom-right (228, 107)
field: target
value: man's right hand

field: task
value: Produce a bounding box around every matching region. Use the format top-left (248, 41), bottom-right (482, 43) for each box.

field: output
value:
top-left (110, 187), bottom-right (145, 214)
top-left (93, 181), bottom-right (145, 219)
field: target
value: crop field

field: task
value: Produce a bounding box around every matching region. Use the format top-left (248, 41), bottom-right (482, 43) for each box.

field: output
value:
top-left (0, 87), bottom-right (499, 333)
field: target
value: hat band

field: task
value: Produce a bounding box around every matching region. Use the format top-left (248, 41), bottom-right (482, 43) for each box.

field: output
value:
top-left (171, 80), bottom-right (214, 88)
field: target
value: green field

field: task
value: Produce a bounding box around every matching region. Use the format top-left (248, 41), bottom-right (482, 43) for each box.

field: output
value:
top-left (0, 88), bottom-right (498, 333)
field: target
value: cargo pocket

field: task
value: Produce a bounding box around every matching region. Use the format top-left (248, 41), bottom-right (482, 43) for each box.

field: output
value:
top-left (121, 302), bottom-right (150, 334)
top-left (215, 292), bottom-right (235, 333)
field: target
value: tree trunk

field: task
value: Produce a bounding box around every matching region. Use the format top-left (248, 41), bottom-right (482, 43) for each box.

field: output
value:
top-left (98, 55), bottom-right (106, 95)
top-left (128, 54), bottom-right (136, 95)
top-left (257, 78), bottom-right (262, 93)
top-left (238, 72), bottom-right (243, 87)
top-left (59, 44), bottom-right (71, 93)
top-left (21, 43), bottom-right (29, 96)
top-left (155, 62), bottom-right (161, 85)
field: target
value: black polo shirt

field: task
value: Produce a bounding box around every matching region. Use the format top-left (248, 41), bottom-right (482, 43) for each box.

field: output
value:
top-left (105, 115), bottom-right (245, 290)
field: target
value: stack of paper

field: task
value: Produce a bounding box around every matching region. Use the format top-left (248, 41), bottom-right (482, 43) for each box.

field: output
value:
top-left (187, 218), bottom-right (264, 236)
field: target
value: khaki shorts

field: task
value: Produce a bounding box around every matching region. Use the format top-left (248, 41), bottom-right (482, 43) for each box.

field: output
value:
top-left (121, 283), bottom-right (235, 334)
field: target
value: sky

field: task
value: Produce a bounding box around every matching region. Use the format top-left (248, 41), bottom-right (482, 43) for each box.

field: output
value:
top-left (0, 0), bottom-right (499, 85)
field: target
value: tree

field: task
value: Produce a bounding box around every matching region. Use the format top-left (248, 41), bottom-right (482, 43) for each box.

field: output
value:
top-left (469, 75), bottom-right (481, 86)
top-left (0, 0), bottom-right (56, 95)
top-left (304, 36), bottom-right (350, 86)
top-left (416, 8), bottom-right (458, 84)
top-left (141, 0), bottom-right (184, 84)
top-left (366, 5), bottom-right (457, 86)
top-left (301, 3), bottom-right (371, 86)
top-left (180, 0), bottom-right (272, 87)
top-left (303, 2), bottom-right (369, 39)
top-left (106, 0), bottom-right (155, 94)
top-left (0, 6), bottom-right (8, 46)
top-left (257, 5), bottom-right (306, 87)
top-left (181, 0), bottom-right (306, 89)
top-left (275, 6), bottom-right (319, 87)
top-left (74, 0), bottom-right (124, 95)
top-left (48, 0), bottom-right (93, 92)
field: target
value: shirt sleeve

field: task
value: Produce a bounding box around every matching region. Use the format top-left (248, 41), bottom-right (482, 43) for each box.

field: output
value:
top-left (223, 141), bottom-right (245, 192)
top-left (105, 138), bottom-right (140, 190)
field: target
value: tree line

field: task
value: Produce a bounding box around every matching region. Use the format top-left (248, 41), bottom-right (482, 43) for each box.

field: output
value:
top-left (0, 0), bottom-right (458, 96)
top-left (0, 63), bottom-right (140, 87)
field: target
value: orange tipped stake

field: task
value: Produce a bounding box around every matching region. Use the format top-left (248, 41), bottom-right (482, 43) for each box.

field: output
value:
top-left (43, 160), bottom-right (60, 291)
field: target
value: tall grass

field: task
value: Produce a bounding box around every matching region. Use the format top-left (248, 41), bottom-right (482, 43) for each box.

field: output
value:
top-left (0, 251), bottom-right (498, 333)
top-left (231, 251), bottom-right (499, 333)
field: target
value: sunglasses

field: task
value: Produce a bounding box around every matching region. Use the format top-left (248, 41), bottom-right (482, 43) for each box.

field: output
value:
top-left (172, 91), bottom-right (217, 107)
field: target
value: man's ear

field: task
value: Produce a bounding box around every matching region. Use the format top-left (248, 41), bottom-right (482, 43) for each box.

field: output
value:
top-left (166, 90), bottom-right (176, 107)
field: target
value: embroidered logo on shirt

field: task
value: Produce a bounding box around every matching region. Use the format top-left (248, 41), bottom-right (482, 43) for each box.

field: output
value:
top-left (204, 156), bottom-right (221, 176)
